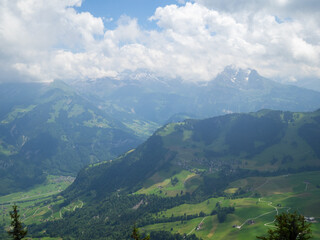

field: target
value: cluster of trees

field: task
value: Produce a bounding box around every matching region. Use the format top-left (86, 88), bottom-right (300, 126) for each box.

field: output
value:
top-left (170, 177), bottom-right (179, 186)
top-left (209, 202), bottom-right (235, 223)
top-left (28, 194), bottom-right (194, 239)
top-left (148, 231), bottom-right (200, 240)
top-left (140, 211), bottom-right (206, 226)
top-left (131, 225), bottom-right (200, 240)
top-left (131, 225), bottom-right (150, 240)
top-left (256, 212), bottom-right (312, 240)
top-left (4, 204), bottom-right (313, 240)
top-left (64, 135), bottom-right (169, 201)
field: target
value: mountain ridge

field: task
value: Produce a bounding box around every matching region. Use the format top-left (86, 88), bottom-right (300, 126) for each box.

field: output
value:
top-left (0, 81), bottom-right (142, 195)
top-left (72, 66), bottom-right (320, 134)
top-left (64, 109), bottom-right (320, 201)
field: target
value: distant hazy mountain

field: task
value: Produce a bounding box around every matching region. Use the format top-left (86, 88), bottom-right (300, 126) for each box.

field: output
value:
top-left (65, 109), bottom-right (320, 200)
top-left (1, 66), bottom-right (320, 195)
top-left (293, 77), bottom-right (320, 92)
top-left (0, 81), bottom-right (141, 195)
top-left (72, 66), bottom-right (320, 136)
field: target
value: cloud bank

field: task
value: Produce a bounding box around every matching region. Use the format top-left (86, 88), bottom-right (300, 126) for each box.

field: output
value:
top-left (0, 0), bottom-right (319, 85)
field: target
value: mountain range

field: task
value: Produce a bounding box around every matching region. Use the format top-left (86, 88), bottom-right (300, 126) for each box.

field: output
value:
top-left (1, 66), bottom-right (320, 196)
top-left (73, 66), bottom-right (320, 135)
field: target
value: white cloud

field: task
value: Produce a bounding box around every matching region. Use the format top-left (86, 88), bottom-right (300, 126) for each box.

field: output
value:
top-left (0, 0), bottom-right (105, 81)
top-left (148, 2), bottom-right (320, 81)
top-left (194, 0), bottom-right (320, 17)
top-left (0, 0), bottom-right (319, 86)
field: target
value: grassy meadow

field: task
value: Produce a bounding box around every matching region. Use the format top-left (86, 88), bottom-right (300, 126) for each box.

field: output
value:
top-left (141, 171), bottom-right (320, 239)
top-left (0, 175), bottom-right (80, 230)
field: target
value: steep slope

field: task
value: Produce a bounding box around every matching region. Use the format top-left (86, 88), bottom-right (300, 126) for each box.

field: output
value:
top-left (65, 109), bottom-right (320, 200)
top-left (0, 81), bottom-right (142, 195)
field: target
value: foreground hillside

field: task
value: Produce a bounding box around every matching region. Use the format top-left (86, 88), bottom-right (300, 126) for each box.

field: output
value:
top-left (2, 172), bottom-right (319, 240)
top-left (65, 109), bottom-right (320, 199)
top-left (21, 109), bottom-right (320, 239)
top-left (0, 81), bottom-right (141, 195)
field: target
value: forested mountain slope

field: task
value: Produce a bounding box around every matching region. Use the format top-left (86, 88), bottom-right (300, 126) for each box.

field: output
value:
top-left (28, 109), bottom-right (320, 240)
top-left (66, 109), bottom-right (320, 200)
top-left (0, 81), bottom-right (142, 195)
top-left (2, 66), bottom-right (320, 195)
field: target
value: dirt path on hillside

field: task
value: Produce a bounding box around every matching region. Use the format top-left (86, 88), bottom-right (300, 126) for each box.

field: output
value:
top-left (187, 216), bottom-right (207, 235)
top-left (304, 181), bottom-right (310, 191)
top-left (237, 198), bottom-right (293, 229)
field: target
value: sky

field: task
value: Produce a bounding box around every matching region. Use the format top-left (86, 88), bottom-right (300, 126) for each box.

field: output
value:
top-left (0, 0), bottom-right (320, 88)
top-left (78, 0), bottom-right (182, 29)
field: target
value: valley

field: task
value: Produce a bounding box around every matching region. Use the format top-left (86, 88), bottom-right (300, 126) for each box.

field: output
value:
top-left (0, 81), bottom-right (142, 195)
top-left (1, 171), bottom-right (319, 239)
top-left (0, 175), bottom-right (75, 239)
top-left (1, 109), bottom-right (318, 239)
top-left (1, 0), bottom-right (320, 239)
top-left (1, 70), bottom-right (320, 239)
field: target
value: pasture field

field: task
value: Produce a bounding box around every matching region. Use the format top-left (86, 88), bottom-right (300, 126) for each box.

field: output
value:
top-left (0, 175), bottom-right (82, 229)
top-left (136, 169), bottom-right (199, 197)
top-left (1, 171), bottom-right (319, 239)
top-left (142, 171), bottom-right (320, 239)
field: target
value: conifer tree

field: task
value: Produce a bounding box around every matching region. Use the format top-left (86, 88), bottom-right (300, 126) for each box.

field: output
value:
top-left (7, 205), bottom-right (27, 240)
top-left (257, 212), bottom-right (312, 240)
top-left (131, 224), bottom-right (150, 240)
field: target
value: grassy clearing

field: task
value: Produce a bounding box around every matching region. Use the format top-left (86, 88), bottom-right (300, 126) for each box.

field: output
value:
top-left (124, 119), bottom-right (160, 138)
top-left (157, 122), bottom-right (186, 137)
top-left (158, 197), bottom-right (224, 218)
top-left (68, 104), bottom-right (85, 118)
top-left (0, 175), bottom-right (80, 227)
top-left (1, 105), bottom-right (36, 124)
top-left (47, 100), bottom-right (68, 123)
top-left (136, 170), bottom-right (198, 197)
top-left (142, 171), bottom-right (320, 239)
top-left (0, 142), bottom-right (17, 156)
top-left (0, 175), bottom-right (73, 205)
top-left (157, 123), bottom-right (177, 137)
top-left (83, 110), bottom-right (110, 128)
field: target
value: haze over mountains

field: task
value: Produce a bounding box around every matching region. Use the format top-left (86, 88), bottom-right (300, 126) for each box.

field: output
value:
top-left (1, 66), bottom-right (320, 196)
top-left (1, 66), bottom-right (320, 239)
top-left (73, 66), bottom-right (320, 132)
top-left (0, 81), bottom-right (141, 194)
top-left (1, 1), bottom-right (320, 239)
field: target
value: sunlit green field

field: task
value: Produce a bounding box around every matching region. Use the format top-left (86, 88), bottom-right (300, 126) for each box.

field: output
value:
top-left (2, 171), bottom-right (320, 240)
top-left (142, 171), bottom-right (320, 239)
top-left (136, 170), bottom-right (199, 197)
top-left (0, 175), bottom-right (82, 231)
